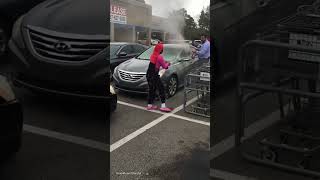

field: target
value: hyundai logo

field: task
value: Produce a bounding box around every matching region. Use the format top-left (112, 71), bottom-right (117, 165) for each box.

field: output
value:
top-left (54, 41), bottom-right (71, 52)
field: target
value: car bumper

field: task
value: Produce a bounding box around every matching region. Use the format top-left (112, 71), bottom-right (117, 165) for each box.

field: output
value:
top-left (8, 39), bottom-right (110, 99)
top-left (112, 74), bottom-right (149, 94)
top-left (13, 76), bottom-right (115, 101)
top-left (112, 72), bottom-right (170, 94)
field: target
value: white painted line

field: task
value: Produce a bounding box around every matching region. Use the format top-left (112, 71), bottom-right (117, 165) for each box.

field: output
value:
top-left (171, 114), bottom-right (210, 126)
top-left (110, 114), bottom-right (170, 152)
top-left (211, 135), bottom-right (235, 160)
top-left (211, 104), bottom-right (290, 160)
top-left (117, 97), bottom-right (210, 126)
top-left (117, 100), bottom-right (166, 115)
top-left (210, 169), bottom-right (258, 180)
top-left (23, 124), bottom-right (108, 152)
top-left (111, 96), bottom-right (202, 152)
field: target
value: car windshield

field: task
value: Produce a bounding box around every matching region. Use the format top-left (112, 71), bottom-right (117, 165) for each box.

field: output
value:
top-left (110, 45), bottom-right (121, 55)
top-left (136, 46), bottom-right (182, 62)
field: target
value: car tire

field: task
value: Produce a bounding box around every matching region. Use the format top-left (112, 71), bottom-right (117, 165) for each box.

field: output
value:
top-left (2, 105), bottom-right (23, 158)
top-left (110, 103), bottom-right (117, 112)
top-left (166, 75), bottom-right (178, 97)
top-left (1, 135), bottom-right (22, 161)
top-left (10, 134), bottom-right (22, 153)
top-left (12, 103), bottom-right (23, 153)
top-left (109, 95), bottom-right (117, 112)
top-left (0, 24), bottom-right (8, 59)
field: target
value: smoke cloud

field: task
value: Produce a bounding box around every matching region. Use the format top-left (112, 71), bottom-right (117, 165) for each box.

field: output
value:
top-left (146, 0), bottom-right (193, 40)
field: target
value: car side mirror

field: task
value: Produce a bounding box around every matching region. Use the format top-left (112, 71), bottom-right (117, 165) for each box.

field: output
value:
top-left (118, 52), bottom-right (127, 57)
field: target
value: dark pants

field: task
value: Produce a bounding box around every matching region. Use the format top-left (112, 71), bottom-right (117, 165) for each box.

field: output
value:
top-left (146, 63), bottom-right (166, 104)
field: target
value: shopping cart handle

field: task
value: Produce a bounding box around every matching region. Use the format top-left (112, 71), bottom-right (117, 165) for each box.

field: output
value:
top-left (240, 39), bottom-right (320, 55)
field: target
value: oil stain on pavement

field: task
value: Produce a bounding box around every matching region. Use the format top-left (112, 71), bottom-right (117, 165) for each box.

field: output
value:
top-left (143, 141), bottom-right (209, 180)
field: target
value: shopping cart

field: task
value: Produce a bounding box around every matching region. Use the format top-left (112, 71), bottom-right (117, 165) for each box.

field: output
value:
top-left (184, 62), bottom-right (210, 118)
top-left (235, 10), bottom-right (320, 178)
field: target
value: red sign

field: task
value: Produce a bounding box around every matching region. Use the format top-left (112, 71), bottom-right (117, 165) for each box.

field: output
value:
top-left (111, 5), bottom-right (127, 16)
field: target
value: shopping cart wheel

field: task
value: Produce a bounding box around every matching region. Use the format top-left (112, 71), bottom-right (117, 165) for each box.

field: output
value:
top-left (280, 134), bottom-right (289, 145)
top-left (260, 146), bottom-right (278, 162)
top-left (298, 156), bottom-right (311, 169)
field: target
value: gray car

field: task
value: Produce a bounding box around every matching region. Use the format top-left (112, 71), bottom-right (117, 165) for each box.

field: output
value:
top-left (113, 44), bottom-right (198, 97)
top-left (110, 42), bottom-right (148, 74)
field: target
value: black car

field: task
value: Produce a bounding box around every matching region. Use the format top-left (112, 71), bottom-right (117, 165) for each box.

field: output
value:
top-left (109, 42), bottom-right (148, 74)
top-left (8, 0), bottom-right (117, 111)
top-left (0, 0), bottom-right (46, 57)
top-left (0, 75), bottom-right (23, 154)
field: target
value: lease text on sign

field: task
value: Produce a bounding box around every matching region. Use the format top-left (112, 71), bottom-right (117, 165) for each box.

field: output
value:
top-left (111, 5), bottom-right (127, 16)
top-left (110, 5), bottom-right (127, 24)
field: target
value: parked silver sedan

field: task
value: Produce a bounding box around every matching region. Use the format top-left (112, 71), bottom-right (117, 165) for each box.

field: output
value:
top-left (113, 44), bottom-right (199, 97)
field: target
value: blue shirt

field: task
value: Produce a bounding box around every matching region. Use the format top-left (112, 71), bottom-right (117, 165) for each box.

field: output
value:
top-left (197, 40), bottom-right (210, 59)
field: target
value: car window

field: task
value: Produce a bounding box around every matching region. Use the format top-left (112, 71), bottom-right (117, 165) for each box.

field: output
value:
top-left (137, 46), bottom-right (182, 62)
top-left (180, 48), bottom-right (191, 59)
top-left (110, 45), bottom-right (121, 55)
top-left (133, 45), bottom-right (146, 53)
top-left (120, 45), bottom-right (134, 54)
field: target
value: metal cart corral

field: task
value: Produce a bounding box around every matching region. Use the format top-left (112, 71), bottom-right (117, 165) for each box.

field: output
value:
top-left (236, 11), bottom-right (320, 177)
top-left (184, 63), bottom-right (210, 118)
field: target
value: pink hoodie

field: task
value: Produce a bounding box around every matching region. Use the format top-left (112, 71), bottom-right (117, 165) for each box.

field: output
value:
top-left (155, 55), bottom-right (170, 71)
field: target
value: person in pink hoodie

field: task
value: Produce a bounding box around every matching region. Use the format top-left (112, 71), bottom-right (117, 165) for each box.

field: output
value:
top-left (146, 42), bottom-right (173, 112)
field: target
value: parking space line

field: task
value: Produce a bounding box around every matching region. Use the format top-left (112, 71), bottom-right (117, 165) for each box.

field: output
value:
top-left (171, 114), bottom-right (210, 126)
top-left (117, 100), bottom-right (166, 115)
top-left (111, 96), bottom-right (203, 152)
top-left (117, 97), bottom-right (210, 126)
top-left (210, 168), bottom-right (257, 180)
top-left (110, 114), bottom-right (170, 152)
top-left (210, 104), bottom-right (289, 160)
top-left (23, 124), bottom-right (108, 152)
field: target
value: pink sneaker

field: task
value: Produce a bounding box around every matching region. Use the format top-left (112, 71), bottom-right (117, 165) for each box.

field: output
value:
top-left (159, 107), bottom-right (173, 112)
top-left (147, 105), bottom-right (158, 110)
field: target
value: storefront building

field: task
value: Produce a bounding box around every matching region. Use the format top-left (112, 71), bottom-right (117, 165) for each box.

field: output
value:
top-left (110, 0), bottom-right (152, 44)
top-left (110, 0), bottom-right (168, 45)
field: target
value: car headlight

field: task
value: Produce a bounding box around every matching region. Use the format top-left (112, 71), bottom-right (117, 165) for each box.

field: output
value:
top-left (12, 15), bottom-right (25, 49)
top-left (110, 85), bottom-right (116, 95)
top-left (114, 66), bottom-right (118, 75)
top-left (0, 75), bottom-right (15, 102)
top-left (159, 69), bottom-right (166, 78)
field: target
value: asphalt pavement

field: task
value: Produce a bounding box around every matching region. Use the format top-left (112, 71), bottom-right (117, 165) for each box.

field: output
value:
top-left (0, 61), bottom-right (108, 180)
top-left (0, 60), bottom-right (210, 180)
top-left (111, 85), bottom-right (210, 180)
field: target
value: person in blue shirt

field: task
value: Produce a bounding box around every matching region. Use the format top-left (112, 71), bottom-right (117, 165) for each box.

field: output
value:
top-left (195, 34), bottom-right (210, 66)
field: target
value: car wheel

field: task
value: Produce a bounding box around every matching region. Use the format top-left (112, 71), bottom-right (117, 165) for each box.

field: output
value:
top-left (0, 26), bottom-right (8, 58)
top-left (110, 103), bottom-right (117, 112)
top-left (167, 75), bottom-right (178, 97)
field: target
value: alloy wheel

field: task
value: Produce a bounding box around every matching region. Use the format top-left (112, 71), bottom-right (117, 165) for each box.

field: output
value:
top-left (168, 76), bottom-right (178, 97)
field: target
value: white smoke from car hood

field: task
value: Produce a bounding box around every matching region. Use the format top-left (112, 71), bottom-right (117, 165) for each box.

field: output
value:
top-left (146, 0), bottom-right (192, 41)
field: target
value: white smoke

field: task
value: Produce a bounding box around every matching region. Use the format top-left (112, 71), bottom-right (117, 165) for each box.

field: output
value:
top-left (145, 0), bottom-right (193, 40)
top-left (165, 11), bottom-right (185, 40)
top-left (145, 0), bottom-right (190, 17)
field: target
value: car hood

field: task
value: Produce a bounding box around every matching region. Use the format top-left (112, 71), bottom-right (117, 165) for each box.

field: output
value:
top-left (23, 0), bottom-right (107, 35)
top-left (118, 58), bottom-right (149, 73)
